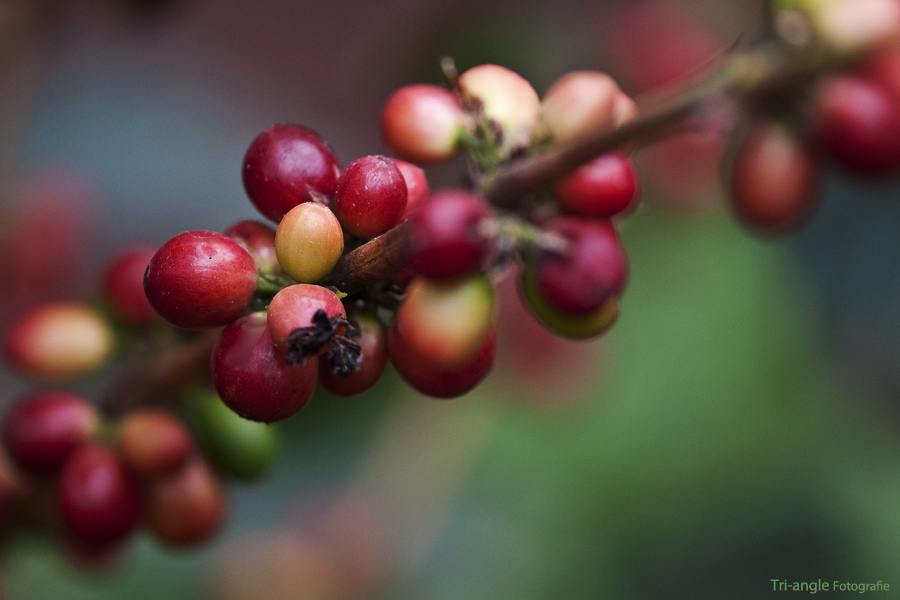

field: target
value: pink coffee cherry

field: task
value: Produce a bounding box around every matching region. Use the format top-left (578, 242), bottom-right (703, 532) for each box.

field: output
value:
top-left (540, 70), bottom-right (620, 143)
top-left (380, 84), bottom-right (467, 165)
top-left (242, 123), bottom-right (342, 223)
top-left (334, 155), bottom-right (408, 238)
top-left (729, 120), bottom-right (820, 234)
top-left (144, 230), bottom-right (258, 329)
top-left (387, 319), bottom-right (495, 399)
top-left (266, 284), bottom-right (347, 356)
top-left (2, 389), bottom-right (100, 476)
top-left (4, 302), bottom-right (115, 378)
top-left (553, 152), bottom-right (640, 219)
top-left (406, 189), bottom-right (494, 281)
top-left (457, 64), bottom-right (542, 150)
top-left (212, 312), bottom-right (319, 423)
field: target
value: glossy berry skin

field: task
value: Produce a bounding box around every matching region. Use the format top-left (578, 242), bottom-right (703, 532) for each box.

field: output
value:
top-left (116, 409), bottom-right (194, 477)
top-left (729, 121), bottom-right (819, 234)
top-left (144, 230), bottom-right (258, 329)
top-left (395, 275), bottom-right (494, 369)
top-left (211, 312), bottom-right (319, 423)
top-left (553, 152), bottom-right (640, 218)
top-left (334, 155), bottom-right (408, 238)
top-left (4, 303), bottom-right (115, 378)
top-left (406, 189), bottom-right (493, 281)
top-left (225, 219), bottom-right (282, 277)
top-left (143, 455), bottom-right (226, 548)
top-left (242, 124), bottom-right (342, 223)
top-left (380, 84), bottom-right (467, 165)
top-left (319, 312), bottom-right (388, 397)
top-left (529, 217), bottom-right (627, 315)
top-left (101, 246), bottom-right (160, 328)
top-left (58, 444), bottom-right (142, 548)
top-left (274, 202), bottom-right (344, 284)
top-left (388, 320), bottom-right (495, 399)
top-left (811, 74), bottom-right (900, 175)
top-left (266, 284), bottom-right (347, 354)
top-left (2, 390), bottom-right (99, 476)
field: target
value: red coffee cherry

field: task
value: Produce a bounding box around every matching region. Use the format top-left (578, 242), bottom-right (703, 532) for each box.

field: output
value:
top-left (225, 219), bottom-right (282, 278)
top-left (274, 202), bottom-right (344, 284)
top-left (387, 320), bottom-right (495, 399)
top-left (143, 455), bottom-right (226, 549)
top-left (319, 312), bottom-right (388, 397)
top-left (100, 246), bottom-right (160, 328)
top-left (4, 302), bottom-right (115, 379)
top-left (211, 312), bottom-right (319, 423)
top-left (116, 409), bottom-right (194, 478)
top-left (2, 389), bottom-right (99, 476)
top-left (242, 123), bottom-right (342, 223)
top-left (57, 444), bottom-right (142, 548)
top-left (810, 73), bottom-right (900, 175)
top-left (729, 120), bottom-right (820, 234)
top-left (334, 155), bottom-right (408, 238)
top-left (144, 230), bottom-right (258, 329)
top-left (390, 159), bottom-right (430, 215)
top-left (553, 152), bottom-right (640, 219)
top-left (519, 269), bottom-right (620, 340)
top-left (406, 189), bottom-right (493, 281)
top-left (380, 84), bottom-right (467, 165)
top-left (529, 217), bottom-right (628, 315)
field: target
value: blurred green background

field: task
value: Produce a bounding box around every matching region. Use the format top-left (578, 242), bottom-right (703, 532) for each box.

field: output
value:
top-left (1, 0), bottom-right (900, 598)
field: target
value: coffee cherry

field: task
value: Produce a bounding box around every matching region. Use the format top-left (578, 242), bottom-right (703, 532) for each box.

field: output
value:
top-left (457, 64), bottom-right (542, 150)
top-left (188, 388), bottom-right (278, 481)
top-left (211, 312), bottom-right (319, 423)
top-left (116, 409), bottom-right (194, 477)
top-left (4, 303), bottom-right (115, 378)
top-left (380, 84), bottom-right (467, 164)
top-left (391, 159), bottom-right (430, 215)
top-left (810, 73), bottom-right (900, 175)
top-left (144, 230), bottom-right (258, 329)
top-left (406, 189), bottom-right (493, 281)
top-left (395, 274), bottom-right (494, 369)
top-left (242, 124), bottom-right (342, 223)
top-left (225, 219), bottom-right (282, 278)
top-left (519, 270), bottom-right (619, 339)
top-left (387, 320), bottom-right (495, 399)
top-left (57, 444), bottom-right (142, 548)
top-left (101, 246), bottom-right (160, 328)
top-left (2, 390), bottom-right (99, 476)
top-left (319, 312), bottom-right (387, 397)
top-left (729, 120), bottom-right (819, 233)
top-left (528, 217), bottom-right (628, 316)
top-left (553, 152), bottom-right (640, 218)
top-left (266, 284), bottom-right (347, 356)
top-left (334, 155), bottom-right (408, 238)
top-left (540, 70), bottom-right (619, 143)
top-left (274, 202), bottom-right (344, 284)
top-left (143, 455), bottom-right (226, 548)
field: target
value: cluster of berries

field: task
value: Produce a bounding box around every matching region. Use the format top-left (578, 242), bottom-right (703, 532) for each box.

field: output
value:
top-left (136, 62), bottom-right (642, 424)
top-left (727, 0), bottom-right (900, 233)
